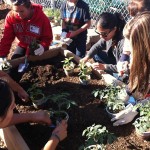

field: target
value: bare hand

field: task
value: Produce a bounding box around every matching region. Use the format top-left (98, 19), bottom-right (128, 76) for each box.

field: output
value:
top-left (18, 89), bottom-right (29, 102)
top-left (52, 120), bottom-right (67, 141)
top-left (92, 62), bottom-right (105, 71)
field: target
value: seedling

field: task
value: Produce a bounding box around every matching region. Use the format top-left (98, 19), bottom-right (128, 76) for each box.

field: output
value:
top-left (133, 101), bottom-right (150, 133)
top-left (27, 83), bottom-right (49, 108)
top-left (80, 124), bottom-right (116, 150)
top-left (50, 92), bottom-right (77, 110)
top-left (78, 62), bottom-right (92, 85)
top-left (29, 39), bottom-right (39, 55)
top-left (62, 57), bottom-right (75, 76)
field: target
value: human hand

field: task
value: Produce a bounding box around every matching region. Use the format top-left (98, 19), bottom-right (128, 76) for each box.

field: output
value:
top-left (111, 103), bottom-right (138, 126)
top-left (34, 44), bottom-right (44, 56)
top-left (92, 62), bottom-right (105, 71)
top-left (52, 120), bottom-right (67, 142)
top-left (18, 89), bottom-right (29, 102)
top-left (117, 61), bottom-right (129, 76)
top-left (32, 110), bottom-right (51, 125)
top-left (60, 31), bottom-right (67, 39)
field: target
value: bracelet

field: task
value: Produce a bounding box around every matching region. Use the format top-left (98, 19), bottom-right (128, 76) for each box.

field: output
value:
top-left (51, 133), bottom-right (60, 142)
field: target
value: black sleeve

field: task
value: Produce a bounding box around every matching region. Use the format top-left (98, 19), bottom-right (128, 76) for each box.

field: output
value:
top-left (86, 39), bottom-right (106, 58)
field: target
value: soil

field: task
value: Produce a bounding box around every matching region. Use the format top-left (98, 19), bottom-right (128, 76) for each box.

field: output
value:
top-left (0, 3), bottom-right (150, 150)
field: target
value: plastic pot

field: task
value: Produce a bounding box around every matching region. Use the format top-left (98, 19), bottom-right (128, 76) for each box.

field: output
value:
top-left (49, 111), bottom-right (69, 127)
top-left (32, 93), bottom-right (47, 109)
top-left (79, 75), bottom-right (91, 85)
top-left (63, 66), bottom-right (74, 76)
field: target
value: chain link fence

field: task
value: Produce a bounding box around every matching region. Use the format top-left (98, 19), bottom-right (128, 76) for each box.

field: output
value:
top-left (32, 0), bottom-right (130, 26)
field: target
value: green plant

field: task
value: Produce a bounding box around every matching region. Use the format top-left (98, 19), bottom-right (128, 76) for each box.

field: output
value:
top-left (78, 61), bottom-right (92, 77)
top-left (0, 59), bottom-right (11, 71)
top-left (107, 100), bottom-right (125, 113)
top-left (29, 39), bottom-right (39, 55)
top-left (80, 124), bottom-right (116, 150)
top-left (27, 84), bottom-right (46, 101)
top-left (50, 92), bottom-right (77, 110)
top-left (43, 8), bottom-right (60, 23)
top-left (62, 57), bottom-right (75, 71)
top-left (133, 101), bottom-right (150, 133)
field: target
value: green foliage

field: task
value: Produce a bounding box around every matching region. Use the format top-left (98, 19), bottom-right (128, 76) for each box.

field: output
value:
top-left (29, 39), bottom-right (39, 51)
top-left (80, 124), bottom-right (116, 150)
top-left (92, 85), bottom-right (126, 113)
top-left (43, 8), bottom-right (60, 21)
top-left (78, 62), bottom-right (92, 77)
top-left (27, 84), bottom-right (45, 101)
top-left (62, 57), bottom-right (75, 71)
top-left (133, 101), bottom-right (150, 133)
top-left (50, 92), bottom-right (77, 110)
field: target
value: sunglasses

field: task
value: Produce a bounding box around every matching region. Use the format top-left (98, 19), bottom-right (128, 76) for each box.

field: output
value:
top-left (95, 29), bottom-right (113, 37)
top-left (11, 0), bottom-right (30, 5)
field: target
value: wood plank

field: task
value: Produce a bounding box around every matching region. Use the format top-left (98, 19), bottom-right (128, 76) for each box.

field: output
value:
top-left (0, 125), bottom-right (30, 150)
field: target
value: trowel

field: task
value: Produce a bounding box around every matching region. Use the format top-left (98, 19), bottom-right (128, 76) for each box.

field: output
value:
top-left (18, 47), bottom-right (29, 72)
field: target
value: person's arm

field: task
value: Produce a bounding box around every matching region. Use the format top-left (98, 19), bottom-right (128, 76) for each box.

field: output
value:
top-left (43, 120), bottom-right (67, 150)
top-left (69, 20), bottom-right (91, 38)
top-left (0, 71), bottom-right (29, 101)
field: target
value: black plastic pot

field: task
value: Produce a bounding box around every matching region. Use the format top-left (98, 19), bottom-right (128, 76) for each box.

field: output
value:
top-left (49, 111), bottom-right (69, 127)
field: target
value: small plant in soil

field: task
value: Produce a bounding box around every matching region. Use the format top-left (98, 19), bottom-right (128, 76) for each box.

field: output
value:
top-left (133, 101), bottom-right (150, 134)
top-left (78, 62), bottom-right (92, 84)
top-left (78, 61), bottom-right (92, 76)
top-left (29, 39), bottom-right (39, 56)
top-left (79, 124), bottom-right (116, 150)
top-left (0, 58), bottom-right (11, 72)
top-left (48, 92), bottom-right (77, 126)
top-left (27, 83), bottom-right (49, 108)
top-left (50, 92), bottom-right (77, 110)
top-left (62, 57), bottom-right (75, 70)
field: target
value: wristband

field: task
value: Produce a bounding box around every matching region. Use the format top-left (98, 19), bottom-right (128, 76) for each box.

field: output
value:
top-left (51, 133), bottom-right (60, 142)
top-left (120, 54), bottom-right (130, 61)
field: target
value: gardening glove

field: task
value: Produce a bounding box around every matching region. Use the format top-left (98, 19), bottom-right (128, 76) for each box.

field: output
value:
top-left (117, 61), bottom-right (129, 76)
top-left (111, 103), bottom-right (138, 126)
top-left (60, 31), bottom-right (67, 40)
top-left (34, 44), bottom-right (44, 56)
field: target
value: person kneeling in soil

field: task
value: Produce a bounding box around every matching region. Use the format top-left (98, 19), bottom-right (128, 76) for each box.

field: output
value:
top-left (0, 0), bottom-right (53, 82)
top-left (111, 12), bottom-right (150, 126)
top-left (81, 12), bottom-right (126, 75)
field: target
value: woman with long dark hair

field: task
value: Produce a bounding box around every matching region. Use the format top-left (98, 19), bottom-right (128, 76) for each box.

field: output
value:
top-left (81, 12), bottom-right (126, 75)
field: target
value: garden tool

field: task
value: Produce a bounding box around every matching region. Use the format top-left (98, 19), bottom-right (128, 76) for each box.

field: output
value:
top-left (18, 47), bottom-right (29, 72)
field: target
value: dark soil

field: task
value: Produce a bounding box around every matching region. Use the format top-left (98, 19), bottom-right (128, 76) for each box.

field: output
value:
top-left (0, 3), bottom-right (150, 150)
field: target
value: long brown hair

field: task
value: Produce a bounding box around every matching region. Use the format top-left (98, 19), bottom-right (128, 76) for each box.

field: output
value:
top-left (124, 11), bottom-right (150, 97)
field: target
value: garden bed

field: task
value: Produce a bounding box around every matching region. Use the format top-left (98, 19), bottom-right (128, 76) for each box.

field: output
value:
top-left (0, 4), bottom-right (150, 150)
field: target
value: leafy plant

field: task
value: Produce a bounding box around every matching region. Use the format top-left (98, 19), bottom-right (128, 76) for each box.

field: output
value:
top-left (62, 57), bottom-right (75, 71)
top-left (50, 92), bottom-right (77, 110)
top-left (80, 124), bottom-right (116, 150)
top-left (0, 58), bottom-right (11, 71)
top-left (133, 101), bottom-right (150, 133)
top-left (78, 61), bottom-right (92, 77)
top-left (27, 84), bottom-right (46, 101)
top-left (29, 39), bottom-right (39, 55)
top-left (43, 8), bottom-right (61, 24)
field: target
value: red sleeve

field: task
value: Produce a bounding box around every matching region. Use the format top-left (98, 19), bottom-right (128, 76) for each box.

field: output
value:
top-left (0, 14), bottom-right (15, 57)
top-left (39, 15), bottom-right (53, 50)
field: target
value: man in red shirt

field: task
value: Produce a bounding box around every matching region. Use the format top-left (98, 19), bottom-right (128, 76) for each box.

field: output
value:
top-left (0, 0), bottom-right (53, 81)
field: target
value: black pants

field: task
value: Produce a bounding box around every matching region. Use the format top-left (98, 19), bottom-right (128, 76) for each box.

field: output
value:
top-left (9, 46), bottom-right (26, 82)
